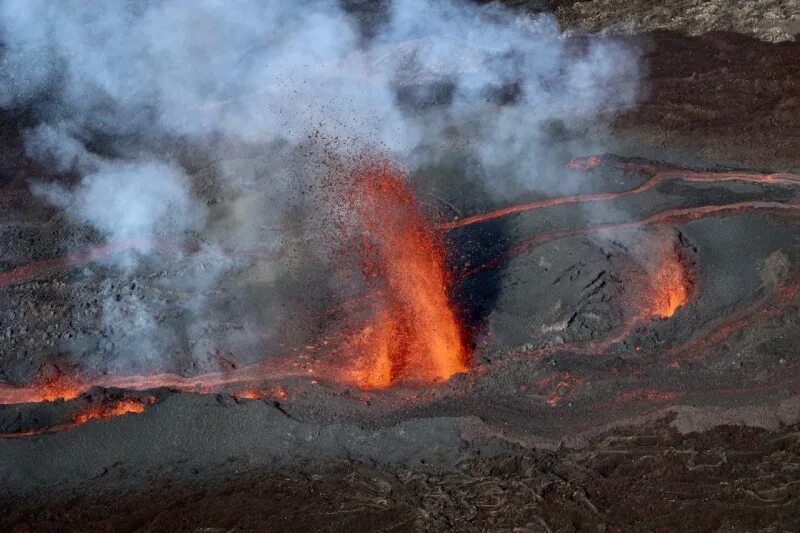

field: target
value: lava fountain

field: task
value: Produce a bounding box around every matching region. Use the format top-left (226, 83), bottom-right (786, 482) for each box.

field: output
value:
top-left (343, 161), bottom-right (468, 389)
top-left (645, 236), bottom-right (690, 319)
top-left (0, 160), bottom-right (471, 404)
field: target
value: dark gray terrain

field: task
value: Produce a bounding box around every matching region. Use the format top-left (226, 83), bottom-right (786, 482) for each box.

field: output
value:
top-left (1, 3), bottom-right (800, 532)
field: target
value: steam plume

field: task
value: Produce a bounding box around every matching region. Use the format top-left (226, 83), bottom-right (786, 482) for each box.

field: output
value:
top-left (0, 0), bottom-right (638, 373)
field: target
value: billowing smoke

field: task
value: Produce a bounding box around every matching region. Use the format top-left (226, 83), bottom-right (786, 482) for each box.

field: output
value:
top-left (0, 0), bottom-right (638, 374)
top-left (33, 160), bottom-right (202, 247)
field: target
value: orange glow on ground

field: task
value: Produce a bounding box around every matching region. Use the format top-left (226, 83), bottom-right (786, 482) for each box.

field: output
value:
top-left (0, 397), bottom-right (150, 438)
top-left (72, 398), bottom-right (146, 424)
top-left (566, 155), bottom-right (604, 171)
top-left (233, 386), bottom-right (287, 401)
top-left (233, 389), bottom-right (264, 400)
top-left (544, 372), bottom-right (583, 406)
top-left (31, 367), bottom-right (84, 402)
top-left (345, 161), bottom-right (468, 389)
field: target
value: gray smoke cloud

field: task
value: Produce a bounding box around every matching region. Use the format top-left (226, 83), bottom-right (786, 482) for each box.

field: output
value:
top-left (0, 0), bottom-right (639, 373)
top-left (35, 160), bottom-right (202, 246)
top-left (1, 0), bottom-right (636, 172)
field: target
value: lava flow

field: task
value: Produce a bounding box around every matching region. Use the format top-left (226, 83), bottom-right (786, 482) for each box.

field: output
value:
top-left (0, 398), bottom-right (148, 438)
top-left (466, 201), bottom-right (800, 278)
top-left (440, 155), bottom-right (800, 231)
top-left (72, 398), bottom-right (147, 424)
top-left (28, 365), bottom-right (85, 402)
top-left (0, 357), bottom-right (310, 405)
top-left (344, 161), bottom-right (468, 388)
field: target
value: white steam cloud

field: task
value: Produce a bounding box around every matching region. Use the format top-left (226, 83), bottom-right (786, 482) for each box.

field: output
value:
top-left (0, 0), bottom-right (639, 372)
top-left (37, 161), bottom-right (201, 244)
top-left (0, 0), bottom-right (636, 170)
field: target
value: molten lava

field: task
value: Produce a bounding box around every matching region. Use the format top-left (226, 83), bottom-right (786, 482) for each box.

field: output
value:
top-left (441, 156), bottom-right (800, 231)
top-left (345, 161), bottom-right (468, 389)
top-left (0, 398), bottom-right (150, 438)
top-left (72, 398), bottom-right (146, 424)
top-left (31, 365), bottom-right (84, 402)
top-left (646, 240), bottom-right (690, 319)
top-left (233, 386), bottom-right (287, 401)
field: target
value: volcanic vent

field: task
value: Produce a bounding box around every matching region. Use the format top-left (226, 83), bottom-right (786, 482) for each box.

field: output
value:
top-left (337, 161), bottom-right (468, 389)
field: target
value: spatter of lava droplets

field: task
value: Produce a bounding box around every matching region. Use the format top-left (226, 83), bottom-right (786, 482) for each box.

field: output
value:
top-left (645, 236), bottom-right (690, 319)
top-left (343, 161), bottom-right (468, 389)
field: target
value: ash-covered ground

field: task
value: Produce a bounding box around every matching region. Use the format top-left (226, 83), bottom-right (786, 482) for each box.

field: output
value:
top-left (2, 2), bottom-right (800, 532)
top-left (554, 0), bottom-right (800, 43)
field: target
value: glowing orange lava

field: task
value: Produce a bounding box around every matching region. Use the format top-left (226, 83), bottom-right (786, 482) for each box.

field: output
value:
top-left (233, 386), bottom-right (287, 401)
top-left (345, 161), bottom-right (468, 389)
top-left (0, 397), bottom-right (150, 438)
top-left (0, 357), bottom-right (310, 405)
top-left (646, 240), bottom-right (690, 319)
top-left (441, 156), bottom-right (800, 231)
top-left (233, 389), bottom-right (264, 400)
top-left (31, 366), bottom-right (84, 402)
top-left (542, 372), bottom-right (583, 406)
top-left (72, 398), bottom-right (146, 424)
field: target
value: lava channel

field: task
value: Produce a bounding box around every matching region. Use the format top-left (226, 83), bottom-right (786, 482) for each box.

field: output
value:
top-left (441, 154), bottom-right (800, 231)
